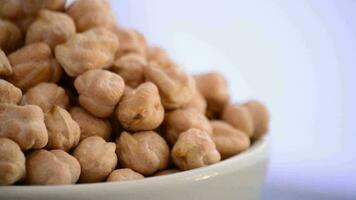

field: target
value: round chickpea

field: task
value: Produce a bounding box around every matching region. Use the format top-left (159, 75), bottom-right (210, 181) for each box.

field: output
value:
top-left (0, 138), bottom-right (26, 185)
top-left (0, 19), bottom-right (22, 54)
top-left (222, 104), bottom-right (254, 137)
top-left (172, 128), bottom-right (221, 170)
top-left (106, 168), bottom-right (144, 182)
top-left (116, 131), bottom-right (170, 176)
top-left (182, 89), bottom-right (207, 115)
top-left (114, 28), bottom-right (147, 58)
top-left (243, 100), bottom-right (270, 140)
top-left (22, 0), bottom-right (65, 16)
top-left (0, 80), bottom-right (22, 104)
top-left (26, 149), bottom-right (80, 185)
top-left (0, 0), bottom-right (23, 19)
top-left (73, 136), bottom-right (117, 183)
top-left (210, 120), bottom-right (250, 159)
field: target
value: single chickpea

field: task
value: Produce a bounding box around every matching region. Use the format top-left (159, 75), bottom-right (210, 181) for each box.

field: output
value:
top-left (111, 53), bottom-right (147, 88)
top-left (116, 131), bottom-right (170, 176)
top-left (74, 69), bottom-right (125, 118)
top-left (21, 83), bottom-right (69, 113)
top-left (116, 82), bottom-right (164, 131)
top-left (22, 0), bottom-right (66, 16)
top-left (164, 108), bottom-right (212, 145)
top-left (114, 28), bottom-right (147, 58)
top-left (45, 106), bottom-right (80, 151)
top-left (144, 62), bottom-right (195, 109)
top-left (172, 128), bottom-right (221, 170)
top-left (147, 47), bottom-right (171, 67)
top-left (0, 104), bottom-right (48, 151)
top-left (195, 72), bottom-right (229, 118)
top-left (182, 89), bottom-right (207, 115)
top-left (154, 169), bottom-right (180, 177)
top-left (55, 28), bottom-right (119, 77)
top-left (0, 19), bottom-right (22, 53)
top-left (73, 136), bottom-right (117, 183)
top-left (8, 42), bottom-right (63, 91)
top-left (106, 168), bottom-right (144, 182)
top-left (0, 138), bottom-right (26, 185)
top-left (70, 107), bottom-right (112, 141)
top-left (0, 48), bottom-right (12, 76)
top-left (26, 10), bottom-right (76, 49)
top-left (0, 0), bottom-right (22, 19)
top-left (243, 100), bottom-right (270, 140)
top-left (0, 80), bottom-right (22, 104)
top-left (222, 104), bottom-right (254, 137)
top-left (26, 149), bottom-right (80, 185)
top-left (210, 120), bottom-right (250, 159)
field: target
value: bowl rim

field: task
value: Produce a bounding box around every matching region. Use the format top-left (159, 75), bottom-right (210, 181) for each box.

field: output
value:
top-left (0, 135), bottom-right (269, 191)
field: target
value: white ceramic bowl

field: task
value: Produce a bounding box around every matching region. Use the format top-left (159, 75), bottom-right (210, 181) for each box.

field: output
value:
top-left (0, 136), bottom-right (269, 200)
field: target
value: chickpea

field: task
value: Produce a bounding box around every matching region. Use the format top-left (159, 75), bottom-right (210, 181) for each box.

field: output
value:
top-left (164, 108), bottom-right (212, 145)
top-left (22, 0), bottom-right (66, 16)
top-left (210, 120), bottom-right (250, 159)
top-left (154, 169), bottom-right (180, 177)
top-left (14, 16), bottom-right (36, 34)
top-left (107, 168), bottom-right (144, 182)
top-left (0, 104), bottom-right (48, 150)
top-left (116, 131), bottom-right (170, 176)
top-left (222, 104), bottom-right (254, 137)
top-left (0, 0), bottom-right (22, 19)
top-left (0, 138), bottom-right (25, 185)
top-left (147, 47), bottom-right (171, 67)
top-left (67, 0), bottom-right (114, 32)
top-left (45, 106), bottom-right (80, 151)
top-left (74, 69), bottom-right (125, 118)
top-left (70, 107), bottom-right (112, 141)
top-left (183, 90), bottom-right (207, 114)
top-left (243, 100), bottom-right (270, 140)
top-left (0, 80), bottom-right (22, 104)
top-left (26, 149), bottom-right (80, 185)
top-left (8, 42), bottom-right (63, 91)
top-left (55, 28), bottom-right (119, 77)
top-left (144, 62), bottom-right (195, 109)
top-left (172, 128), bottom-right (221, 170)
top-left (116, 82), bottom-right (164, 131)
top-left (0, 49), bottom-right (12, 76)
top-left (111, 53), bottom-right (147, 88)
top-left (0, 19), bottom-right (22, 53)
top-left (195, 72), bottom-right (229, 118)
top-left (21, 83), bottom-right (69, 113)
top-left (26, 10), bottom-right (76, 49)
top-left (73, 136), bottom-right (117, 183)
top-left (114, 28), bottom-right (147, 58)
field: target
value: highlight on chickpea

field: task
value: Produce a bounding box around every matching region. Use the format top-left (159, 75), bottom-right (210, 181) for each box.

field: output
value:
top-left (0, 0), bottom-right (270, 186)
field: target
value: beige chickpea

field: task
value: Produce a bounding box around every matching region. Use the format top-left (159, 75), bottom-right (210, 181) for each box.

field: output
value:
top-left (116, 131), bottom-right (170, 176)
top-left (74, 69), bottom-right (125, 118)
top-left (0, 138), bottom-right (25, 185)
top-left (116, 82), bottom-right (164, 131)
top-left (22, 0), bottom-right (66, 16)
top-left (21, 83), bottom-right (69, 113)
top-left (0, 80), bottom-right (22, 104)
top-left (243, 100), bottom-right (270, 140)
top-left (222, 104), bottom-right (254, 137)
top-left (45, 106), bottom-right (80, 151)
top-left (195, 72), bottom-right (229, 118)
top-left (0, 49), bottom-right (12, 76)
top-left (164, 108), bottom-right (212, 145)
top-left (144, 62), bottom-right (195, 109)
top-left (26, 149), bottom-right (80, 185)
top-left (154, 169), bottom-right (180, 177)
top-left (0, 19), bottom-right (22, 53)
top-left (55, 28), bottom-right (119, 77)
top-left (172, 128), bottom-right (221, 170)
top-left (73, 136), bottom-right (117, 183)
top-left (111, 53), bottom-right (147, 88)
top-left (70, 107), bottom-right (112, 141)
top-left (0, 0), bottom-right (22, 19)
top-left (183, 90), bottom-right (207, 114)
top-left (114, 28), bottom-right (147, 58)
top-left (26, 10), bottom-right (76, 49)
top-left (0, 104), bottom-right (48, 150)
top-left (210, 120), bottom-right (250, 159)
top-left (106, 168), bottom-right (144, 182)
top-left (8, 42), bottom-right (63, 91)
top-left (147, 47), bottom-right (171, 67)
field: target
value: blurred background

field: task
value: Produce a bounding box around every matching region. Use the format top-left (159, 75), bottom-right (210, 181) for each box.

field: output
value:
top-left (111, 0), bottom-right (355, 199)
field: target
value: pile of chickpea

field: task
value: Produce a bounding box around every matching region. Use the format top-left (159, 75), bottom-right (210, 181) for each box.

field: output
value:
top-left (0, 0), bottom-right (269, 186)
